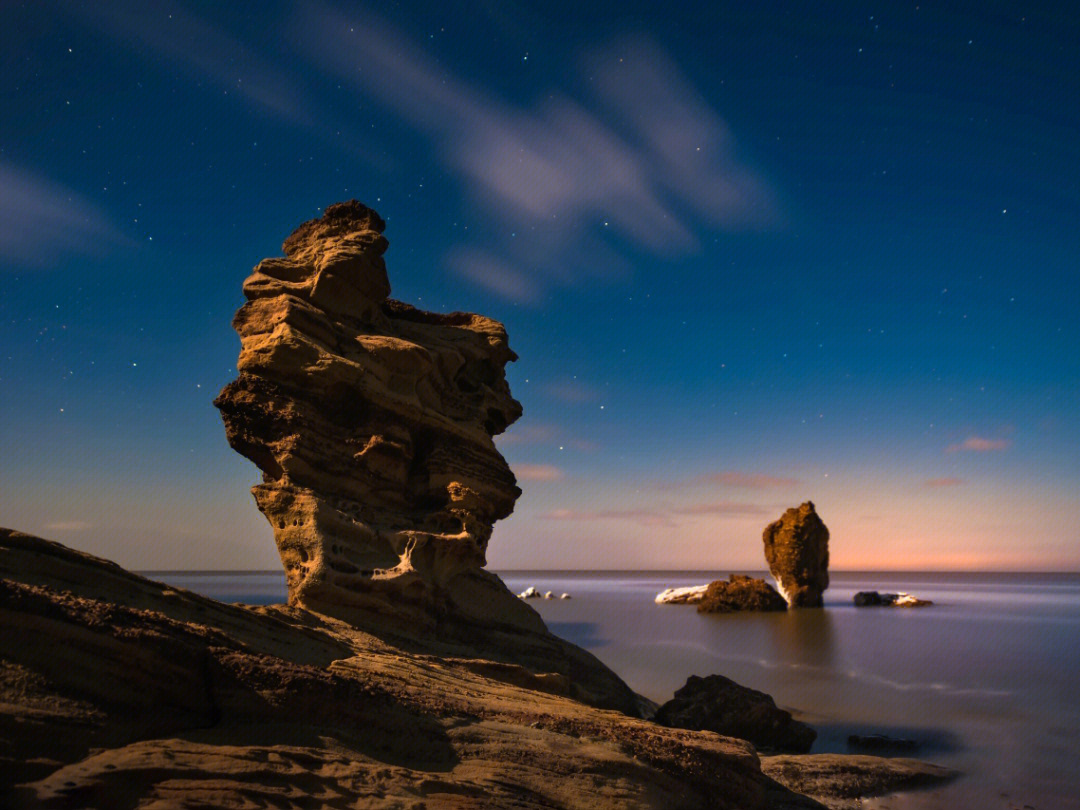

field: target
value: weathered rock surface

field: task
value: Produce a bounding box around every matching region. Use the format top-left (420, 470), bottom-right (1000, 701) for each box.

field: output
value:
top-left (761, 754), bottom-right (957, 809)
top-left (655, 584), bottom-right (709, 604)
top-left (0, 528), bottom-right (786, 810)
top-left (697, 574), bottom-right (789, 613)
top-left (214, 201), bottom-right (636, 713)
top-left (853, 591), bottom-right (933, 608)
top-left (654, 674), bottom-right (817, 754)
top-left (763, 502), bottom-right (830, 608)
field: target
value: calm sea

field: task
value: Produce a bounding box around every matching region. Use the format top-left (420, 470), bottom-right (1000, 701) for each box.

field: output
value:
top-left (150, 569), bottom-right (1080, 809)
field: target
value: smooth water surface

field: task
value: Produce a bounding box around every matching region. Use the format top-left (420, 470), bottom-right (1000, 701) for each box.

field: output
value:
top-left (153, 569), bottom-right (1080, 808)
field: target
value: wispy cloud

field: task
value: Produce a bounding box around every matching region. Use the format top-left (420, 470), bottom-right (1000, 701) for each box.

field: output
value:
top-left (542, 507), bottom-right (676, 528)
top-left (673, 473), bottom-right (803, 492)
top-left (544, 379), bottom-right (602, 404)
top-left (925, 477), bottom-right (964, 487)
top-left (946, 437), bottom-right (1012, 453)
top-left (296, 8), bottom-right (775, 299)
top-left (446, 247), bottom-right (543, 305)
top-left (0, 163), bottom-right (116, 266)
top-left (68, 1), bottom-right (307, 121)
top-left (541, 500), bottom-right (767, 528)
top-left (515, 464), bottom-right (564, 482)
top-left (42, 520), bottom-right (92, 532)
top-left (497, 422), bottom-right (559, 446)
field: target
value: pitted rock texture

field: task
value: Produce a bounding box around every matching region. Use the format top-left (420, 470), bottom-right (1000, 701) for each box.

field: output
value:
top-left (762, 502), bottom-right (830, 608)
top-left (214, 202), bottom-right (636, 711)
top-left (215, 202), bottom-right (522, 622)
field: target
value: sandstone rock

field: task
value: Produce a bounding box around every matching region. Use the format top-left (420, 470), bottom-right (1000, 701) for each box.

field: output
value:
top-left (655, 584), bottom-right (709, 604)
top-left (853, 590), bottom-right (883, 607)
top-left (697, 575), bottom-right (788, 613)
top-left (560, 592), bottom-right (571, 599)
top-left (518, 586), bottom-right (541, 599)
top-left (655, 674), bottom-right (817, 754)
top-left (214, 201), bottom-right (636, 713)
top-left (763, 502), bottom-right (830, 608)
top-left (761, 754), bottom-right (957, 808)
top-left (0, 528), bottom-right (772, 810)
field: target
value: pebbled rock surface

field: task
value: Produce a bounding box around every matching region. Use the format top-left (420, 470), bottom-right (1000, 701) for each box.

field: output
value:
top-left (654, 674), bottom-right (817, 754)
top-left (214, 201), bottom-right (636, 713)
top-left (763, 502), bottom-right (830, 608)
top-left (697, 574), bottom-right (789, 613)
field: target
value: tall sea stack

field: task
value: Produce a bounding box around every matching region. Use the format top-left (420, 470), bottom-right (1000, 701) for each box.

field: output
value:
top-left (215, 201), bottom-right (637, 711)
top-left (762, 501), bottom-right (830, 608)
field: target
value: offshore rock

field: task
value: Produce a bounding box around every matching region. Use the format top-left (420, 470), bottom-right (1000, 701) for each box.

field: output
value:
top-left (697, 575), bottom-right (788, 613)
top-left (655, 674), bottom-right (817, 754)
top-left (215, 201), bottom-right (636, 713)
top-left (655, 584), bottom-right (709, 604)
top-left (763, 502), bottom-right (830, 608)
top-left (854, 591), bottom-right (933, 608)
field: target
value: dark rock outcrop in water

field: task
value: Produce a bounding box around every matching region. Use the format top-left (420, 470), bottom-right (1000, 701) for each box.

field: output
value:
top-left (655, 674), bottom-right (817, 754)
top-left (697, 574), bottom-right (788, 613)
top-left (854, 591), bottom-right (933, 608)
top-left (214, 201), bottom-right (636, 713)
top-left (763, 502), bottom-right (830, 608)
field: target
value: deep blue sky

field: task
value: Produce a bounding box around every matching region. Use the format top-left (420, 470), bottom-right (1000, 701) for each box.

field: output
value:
top-left (2, 1), bottom-right (1078, 570)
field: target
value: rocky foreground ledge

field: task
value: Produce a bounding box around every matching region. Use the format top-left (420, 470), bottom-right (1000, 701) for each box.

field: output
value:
top-left (1, 528), bottom-right (957, 809)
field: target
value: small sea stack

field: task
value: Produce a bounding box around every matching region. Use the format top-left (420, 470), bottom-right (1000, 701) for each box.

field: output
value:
top-left (763, 502), bottom-right (830, 608)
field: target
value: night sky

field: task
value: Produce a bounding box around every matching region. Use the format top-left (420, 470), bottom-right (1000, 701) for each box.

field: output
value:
top-left (3, 2), bottom-right (1078, 571)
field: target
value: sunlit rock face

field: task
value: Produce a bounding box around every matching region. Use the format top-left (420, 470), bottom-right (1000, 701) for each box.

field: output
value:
top-left (215, 201), bottom-right (534, 633)
top-left (762, 502), bottom-right (830, 608)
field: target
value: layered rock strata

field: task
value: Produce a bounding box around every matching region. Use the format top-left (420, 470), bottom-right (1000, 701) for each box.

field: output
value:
top-left (0, 528), bottom-right (958, 809)
top-left (655, 674), bottom-right (817, 754)
top-left (763, 502), bottom-right (830, 608)
top-left (214, 201), bottom-right (634, 712)
top-left (697, 575), bottom-right (788, 613)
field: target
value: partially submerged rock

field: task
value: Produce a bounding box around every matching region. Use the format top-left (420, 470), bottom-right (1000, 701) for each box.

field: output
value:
top-left (761, 754), bottom-right (957, 809)
top-left (697, 575), bottom-right (788, 613)
top-left (654, 674), bottom-right (817, 754)
top-left (763, 502), bottom-right (830, 608)
top-left (655, 584), bottom-right (709, 604)
top-left (853, 591), bottom-right (933, 608)
top-left (847, 733), bottom-right (919, 753)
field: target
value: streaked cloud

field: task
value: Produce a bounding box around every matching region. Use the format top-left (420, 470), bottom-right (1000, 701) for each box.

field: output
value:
top-left (702, 471), bottom-right (799, 489)
top-left (544, 379), bottom-right (602, 404)
top-left (0, 163), bottom-right (116, 266)
top-left (42, 520), bottom-right (93, 532)
top-left (446, 247), bottom-right (543, 305)
top-left (515, 464), bottom-right (564, 482)
top-left (296, 7), bottom-right (775, 299)
top-left (497, 422), bottom-right (559, 446)
top-left (542, 507), bottom-right (675, 528)
top-left (541, 500), bottom-right (767, 528)
top-left (925, 477), bottom-right (964, 487)
top-left (672, 502), bottom-right (771, 516)
top-left (67, 0), bottom-right (307, 121)
top-left (946, 437), bottom-right (1012, 453)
